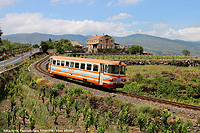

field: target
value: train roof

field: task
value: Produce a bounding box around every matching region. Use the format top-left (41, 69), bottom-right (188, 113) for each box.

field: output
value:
top-left (50, 56), bottom-right (126, 65)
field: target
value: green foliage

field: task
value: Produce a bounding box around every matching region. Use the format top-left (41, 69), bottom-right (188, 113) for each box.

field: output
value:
top-left (136, 113), bottom-right (147, 131)
top-left (32, 44), bottom-right (39, 48)
top-left (84, 108), bottom-right (94, 131)
top-left (129, 45), bottom-right (144, 54)
top-left (56, 83), bottom-right (65, 90)
top-left (19, 106), bottom-right (29, 125)
top-left (54, 38), bottom-right (75, 54)
top-left (161, 110), bottom-right (171, 125)
top-left (182, 49), bottom-right (191, 56)
top-left (6, 110), bottom-right (12, 127)
top-left (197, 117), bottom-right (200, 124)
top-left (40, 41), bottom-right (50, 53)
top-left (29, 114), bottom-right (35, 130)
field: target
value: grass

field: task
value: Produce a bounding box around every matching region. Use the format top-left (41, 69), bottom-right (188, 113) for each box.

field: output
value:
top-left (121, 65), bottom-right (200, 106)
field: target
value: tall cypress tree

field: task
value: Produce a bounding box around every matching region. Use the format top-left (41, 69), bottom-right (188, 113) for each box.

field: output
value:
top-left (0, 27), bottom-right (3, 44)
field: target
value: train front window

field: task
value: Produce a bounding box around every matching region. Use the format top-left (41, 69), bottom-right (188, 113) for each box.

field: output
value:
top-left (53, 60), bottom-right (56, 65)
top-left (107, 65), bottom-right (119, 74)
top-left (120, 66), bottom-right (126, 74)
top-left (107, 65), bottom-right (126, 74)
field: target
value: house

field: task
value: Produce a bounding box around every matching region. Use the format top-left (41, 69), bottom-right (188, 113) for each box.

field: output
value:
top-left (71, 41), bottom-right (84, 48)
top-left (86, 34), bottom-right (119, 53)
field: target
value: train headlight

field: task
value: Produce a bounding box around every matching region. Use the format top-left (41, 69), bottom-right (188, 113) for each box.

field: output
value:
top-left (110, 78), bottom-right (116, 81)
top-left (121, 79), bottom-right (126, 82)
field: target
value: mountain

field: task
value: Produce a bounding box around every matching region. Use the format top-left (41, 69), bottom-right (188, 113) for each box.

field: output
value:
top-left (115, 34), bottom-right (200, 56)
top-left (2, 33), bottom-right (200, 56)
top-left (2, 33), bottom-right (91, 46)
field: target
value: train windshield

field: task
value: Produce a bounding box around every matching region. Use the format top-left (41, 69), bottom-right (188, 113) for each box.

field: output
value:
top-left (106, 65), bottom-right (126, 74)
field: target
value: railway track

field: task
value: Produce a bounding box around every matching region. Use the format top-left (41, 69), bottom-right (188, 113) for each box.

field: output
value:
top-left (34, 55), bottom-right (53, 77)
top-left (34, 56), bottom-right (200, 112)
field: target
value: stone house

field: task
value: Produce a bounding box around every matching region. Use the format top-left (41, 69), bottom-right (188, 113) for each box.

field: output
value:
top-left (86, 34), bottom-right (119, 53)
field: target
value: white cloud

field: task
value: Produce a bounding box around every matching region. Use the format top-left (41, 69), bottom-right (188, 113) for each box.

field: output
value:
top-left (118, 0), bottom-right (143, 4)
top-left (51, 0), bottom-right (84, 4)
top-left (106, 1), bottom-right (114, 7)
top-left (143, 26), bottom-right (200, 41)
top-left (175, 27), bottom-right (200, 41)
top-left (0, 13), bottom-right (134, 37)
top-left (0, 0), bottom-right (18, 9)
top-left (107, 13), bottom-right (133, 21)
top-left (2, 13), bottom-right (200, 41)
top-left (150, 23), bottom-right (171, 30)
top-left (107, 0), bottom-right (143, 6)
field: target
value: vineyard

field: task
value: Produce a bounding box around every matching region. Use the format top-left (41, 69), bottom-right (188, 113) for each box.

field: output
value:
top-left (0, 55), bottom-right (198, 132)
top-left (77, 54), bottom-right (199, 60)
top-left (120, 65), bottom-right (200, 107)
top-left (0, 40), bottom-right (32, 61)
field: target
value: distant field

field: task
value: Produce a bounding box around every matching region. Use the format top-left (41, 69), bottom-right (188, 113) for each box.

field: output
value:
top-left (119, 65), bottom-right (200, 106)
top-left (78, 54), bottom-right (200, 60)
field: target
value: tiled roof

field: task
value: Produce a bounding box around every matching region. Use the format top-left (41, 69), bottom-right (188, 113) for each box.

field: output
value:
top-left (87, 35), bottom-right (105, 40)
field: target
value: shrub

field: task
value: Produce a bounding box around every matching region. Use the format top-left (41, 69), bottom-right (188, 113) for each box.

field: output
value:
top-left (36, 78), bottom-right (49, 91)
top-left (56, 83), bottom-right (65, 91)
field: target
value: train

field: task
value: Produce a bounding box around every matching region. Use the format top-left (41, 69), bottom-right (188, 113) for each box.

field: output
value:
top-left (48, 56), bottom-right (126, 89)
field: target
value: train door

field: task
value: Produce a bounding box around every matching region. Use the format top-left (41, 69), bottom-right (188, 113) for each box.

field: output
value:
top-left (99, 63), bottom-right (104, 85)
top-left (49, 58), bottom-right (53, 73)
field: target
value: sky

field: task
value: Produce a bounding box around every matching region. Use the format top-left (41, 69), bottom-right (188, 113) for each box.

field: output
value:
top-left (0, 0), bottom-right (200, 41)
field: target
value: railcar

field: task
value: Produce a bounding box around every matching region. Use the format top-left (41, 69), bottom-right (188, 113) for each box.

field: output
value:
top-left (48, 56), bottom-right (126, 89)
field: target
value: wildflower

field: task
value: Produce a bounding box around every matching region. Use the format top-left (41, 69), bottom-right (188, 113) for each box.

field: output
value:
top-left (142, 68), bottom-right (148, 71)
top-left (59, 90), bottom-right (64, 96)
top-left (161, 69), bottom-right (168, 74)
top-left (136, 72), bottom-right (141, 77)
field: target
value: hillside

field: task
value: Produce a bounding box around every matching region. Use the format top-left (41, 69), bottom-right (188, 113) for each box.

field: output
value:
top-left (2, 33), bottom-right (91, 46)
top-left (115, 34), bottom-right (200, 56)
top-left (2, 33), bottom-right (200, 56)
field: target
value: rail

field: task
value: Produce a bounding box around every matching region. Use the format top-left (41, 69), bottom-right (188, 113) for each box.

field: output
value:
top-left (34, 56), bottom-right (200, 112)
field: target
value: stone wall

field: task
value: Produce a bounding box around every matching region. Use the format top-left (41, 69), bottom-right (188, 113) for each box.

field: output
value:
top-left (120, 59), bottom-right (200, 67)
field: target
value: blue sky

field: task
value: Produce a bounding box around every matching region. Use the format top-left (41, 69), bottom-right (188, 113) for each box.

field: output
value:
top-left (0, 0), bottom-right (200, 41)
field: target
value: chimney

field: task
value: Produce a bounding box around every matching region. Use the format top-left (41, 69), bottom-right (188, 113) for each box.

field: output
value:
top-left (103, 33), bottom-right (104, 35)
top-left (96, 34), bottom-right (97, 36)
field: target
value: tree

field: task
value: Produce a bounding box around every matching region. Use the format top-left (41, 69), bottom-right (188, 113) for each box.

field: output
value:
top-left (0, 27), bottom-right (2, 44)
top-left (40, 41), bottom-right (49, 53)
top-left (32, 44), bottom-right (39, 48)
top-left (55, 38), bottom-right (75, 54)
top-left (129, 45), bottom-right (144, 54)
top-left (182, 50), bottom-right (190, 56)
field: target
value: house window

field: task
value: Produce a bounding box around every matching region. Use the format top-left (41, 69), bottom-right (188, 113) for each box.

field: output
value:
top-left (106, 39), bottom-right (109, 43)
top-left (111, 40), bottom-right (113, 42)
top-left (106, 45), bottom-right (108, 49)
top-left (111, 45), bottom-right (113, 48)
top-left (100, 44), bottom-right (102, 49)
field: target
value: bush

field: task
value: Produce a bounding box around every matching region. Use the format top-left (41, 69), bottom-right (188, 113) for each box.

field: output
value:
top-left (56, 83), bottom-right (65, 91)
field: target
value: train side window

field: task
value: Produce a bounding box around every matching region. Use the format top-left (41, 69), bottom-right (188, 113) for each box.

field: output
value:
top-left (66, 61), bottom-right (69, 67)
top-left (53, 60), bottom-right (56, 65)
top-left (87, 64), bottom-right (91, 70)
top-left (57, 60), bottom-right (60, 66)
top-left (75, 62), bottom-right (79, 68)
top-left (81, 63), bottom-right (85, 69)
top-left (70, 62), bottom-right (74, 68)
top-left (93, 64), bottom-right (99, 72)
top-left (61, 60), bottom-right (64, 66)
